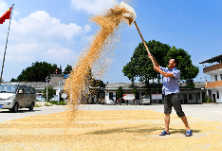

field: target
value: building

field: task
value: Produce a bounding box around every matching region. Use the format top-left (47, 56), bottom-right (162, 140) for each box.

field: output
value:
top-left (200, 54), bottom-right (222, 103)
top-left (105, 82), bottom-right (206, 104)
top-left (2, 73), bottom-right (207, 104)
top-left (2, 74), bottom-right (66, 101)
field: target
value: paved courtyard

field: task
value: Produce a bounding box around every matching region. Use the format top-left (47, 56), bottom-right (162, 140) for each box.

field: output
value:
top-left (0, 104), bottom-right (222, 150)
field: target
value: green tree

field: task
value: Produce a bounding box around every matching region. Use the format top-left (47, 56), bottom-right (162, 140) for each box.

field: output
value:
top-left (122, 62), bottom-right (137, 84)
top-left (164, 46), bottom-right (199, 88)
top-left (87, 69), bottom-right (105, 97)
top-left (42, 85), bottom-right (56, 101)
top-left (10, 78), bottom-right (17, 82)
top-left (15, 62), bottom-right (61, 82)
top-left (116, 86), bottom-right (124, 99)
top-left (64, 64), bottom-right (72, 73)
top-left (132, 87), bottom-right (138, 94)
top-left (123, 40), bottom-right (199, 94)
top-left (123, 40), bottom-right (170, 94)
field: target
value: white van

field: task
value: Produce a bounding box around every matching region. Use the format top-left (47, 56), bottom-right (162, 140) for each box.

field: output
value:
top-left (141, 95), bottom-right (150, 105)
top-left (0, 84), bottom-right (36, 112)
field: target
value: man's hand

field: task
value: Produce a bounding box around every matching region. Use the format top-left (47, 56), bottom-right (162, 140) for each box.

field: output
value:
top-left (148, 53), bottom-right (153, 60)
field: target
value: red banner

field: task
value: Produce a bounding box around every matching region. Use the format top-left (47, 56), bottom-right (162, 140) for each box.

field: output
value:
top-left (0, 7), bottom-right (12, 24)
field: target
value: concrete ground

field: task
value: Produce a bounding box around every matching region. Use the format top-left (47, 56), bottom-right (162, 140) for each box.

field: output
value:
top-left (0, 105), bottom-right (67, 123)
top-left (1, 103), bottom-right (222, 123)
top-left (0, 104), bottom-right (222, 150)
top-left (79, 104), bottom-right (222, 122)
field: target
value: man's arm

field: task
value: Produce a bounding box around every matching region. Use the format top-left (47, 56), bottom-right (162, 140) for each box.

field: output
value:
top-left (153, 66), bottom-right (174, 77)
top-left (148, 54), bottom-right (175, 77)
top-left (148, 54), bottom-right (160, 67)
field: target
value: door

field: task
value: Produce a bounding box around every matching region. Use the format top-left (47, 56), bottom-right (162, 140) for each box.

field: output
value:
top-left (24, 87), bottom-right (31, 106)
top-left (202, 92), bottom-right (205, 103)
top-left (17, 86), bottom-right (25, 107)
top-left (213, 94), bottom-right (216, 102)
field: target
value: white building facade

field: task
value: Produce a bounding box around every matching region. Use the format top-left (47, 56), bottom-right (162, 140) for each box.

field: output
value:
top-left (200, 54), bottom-right (222, 103)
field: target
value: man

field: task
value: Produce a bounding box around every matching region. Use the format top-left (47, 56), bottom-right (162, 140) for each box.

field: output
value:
top-left (148, 54), bottom-right (192, 137)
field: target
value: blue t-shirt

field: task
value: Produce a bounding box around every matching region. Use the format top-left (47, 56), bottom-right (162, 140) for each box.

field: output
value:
top-left (160, 66), bottom-right (180, 95)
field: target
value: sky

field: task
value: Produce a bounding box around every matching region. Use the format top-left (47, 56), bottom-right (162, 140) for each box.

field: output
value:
top-left (0, 0), bottom-right (221, 83)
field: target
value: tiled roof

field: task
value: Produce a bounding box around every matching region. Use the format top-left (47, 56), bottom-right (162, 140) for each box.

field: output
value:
top-left (106, 82), bottom-right (205, 89)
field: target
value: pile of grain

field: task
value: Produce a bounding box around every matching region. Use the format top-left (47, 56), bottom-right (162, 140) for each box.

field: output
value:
top-left (1, 110), bottom-right (222, 150)
top-left (64, 6), bottom-right (129, 118)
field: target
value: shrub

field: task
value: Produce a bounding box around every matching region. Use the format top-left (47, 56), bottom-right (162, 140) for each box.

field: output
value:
top-left (44, 102), bottom-right (52, 106)
top-left (34, 104), bottom-right (41, 107)
top-left (47, 101), bottom-right (67, 105)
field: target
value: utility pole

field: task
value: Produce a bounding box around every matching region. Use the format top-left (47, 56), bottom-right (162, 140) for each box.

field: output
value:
top-left (0, 4), bottom-right (14, 85)
top-left (58, 81), bottom-right (60, 104)
top-left (46, 76), bottom-right (48, 101)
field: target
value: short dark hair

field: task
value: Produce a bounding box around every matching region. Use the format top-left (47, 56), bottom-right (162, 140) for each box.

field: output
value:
top-left (172, 58), bottom-right (179, 66)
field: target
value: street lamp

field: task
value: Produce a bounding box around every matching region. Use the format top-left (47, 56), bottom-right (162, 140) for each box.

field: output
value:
top-left (200, 77), bottom-right (208, 98)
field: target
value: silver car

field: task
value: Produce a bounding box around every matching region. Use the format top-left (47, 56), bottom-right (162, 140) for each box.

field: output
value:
top-left (0, 84), bottom-right (36, 112)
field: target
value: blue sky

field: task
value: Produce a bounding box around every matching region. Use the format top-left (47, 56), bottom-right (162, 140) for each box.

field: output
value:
top-left (0, 0), bottom-right (221, 83)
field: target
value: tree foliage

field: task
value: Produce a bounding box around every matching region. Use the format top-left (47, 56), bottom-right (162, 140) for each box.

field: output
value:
top-left (64, 64), bottom-right (72, 74)
top-left (12, 62), bottom-right (62, 82)
top-left (116, 86), bottom-right (124, 99)
top-left (123, 40), bottom-right (170, 93)
top-left (42, 85), bottom-right (56, 101)
top-left (132, 87), bottom-right (138, 94)
top-left (123, 40), bottom-right (199, 93)
top-left (164, 46), bottom-right (199, 88)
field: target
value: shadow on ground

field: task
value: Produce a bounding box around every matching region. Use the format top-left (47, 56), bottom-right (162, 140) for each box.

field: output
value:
top-left (0, 109), bottom-right (41, 113)
top-left (86, 124), bottom-right (202, 135)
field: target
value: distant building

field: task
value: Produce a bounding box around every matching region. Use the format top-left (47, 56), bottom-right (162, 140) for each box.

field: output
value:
top-left (200, 54), bottom-right (222, 103)
top-left (105, 82), bottom-right (206, 104)
top-left (3, 73), bottom-right (207, 104)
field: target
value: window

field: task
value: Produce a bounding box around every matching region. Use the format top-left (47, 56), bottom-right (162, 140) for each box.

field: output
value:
top-left (24, 87), bottom-right (30, 94)
top-left (217, 91), bottom-right (219, 99)
top-left (30, 88), bottom-right (35, 94)
top-left (0, 84), bottom-right (18, 93)
top-left (198, 92), bottom-right (200, 100)
top-left (18, 86), bottom-right (24, 93)
top-left (215, 75), bottom-right (218, 81)
top-left (220, 74), bottom-right (222, 81)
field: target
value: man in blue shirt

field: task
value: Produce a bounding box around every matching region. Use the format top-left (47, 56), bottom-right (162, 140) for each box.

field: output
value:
top-left (149, 54), bottom-right (192, 137)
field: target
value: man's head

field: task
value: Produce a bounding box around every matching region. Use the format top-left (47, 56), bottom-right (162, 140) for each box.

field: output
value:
top-left (168, 58), bottom-right (179, 69)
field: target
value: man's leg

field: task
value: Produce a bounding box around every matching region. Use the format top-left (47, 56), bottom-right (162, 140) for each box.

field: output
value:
top-left (164, 114), bottom-right (170, 133)
top-left (171, 93), bottom-right (192, 135)
top-left (181, 116), bottom-right (191, 132)
top-left (160, 95), bottom-right (171, 135)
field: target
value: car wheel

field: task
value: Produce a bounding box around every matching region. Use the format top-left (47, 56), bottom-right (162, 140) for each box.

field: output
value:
top-left (29, 103), bottom-right (34, 111)
top-left (12, 103), bottom-right (19, 113)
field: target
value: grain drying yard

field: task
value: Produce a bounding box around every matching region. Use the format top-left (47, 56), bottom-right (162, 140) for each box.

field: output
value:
top-left (0, 104), bottom-right (222, 150)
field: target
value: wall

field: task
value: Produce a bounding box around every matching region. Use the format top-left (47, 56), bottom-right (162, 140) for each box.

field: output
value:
top-left (211, 89), bottom-right (222, 103)
top-left (210, 73), bottom-right (222, 82)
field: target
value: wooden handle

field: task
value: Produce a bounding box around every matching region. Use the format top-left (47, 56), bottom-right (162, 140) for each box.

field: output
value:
top-left (134, 21), bottom-right (155, 65)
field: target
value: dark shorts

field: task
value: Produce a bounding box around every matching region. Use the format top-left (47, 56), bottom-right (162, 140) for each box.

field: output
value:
top-left (164, 93), bottom-right (185, 117)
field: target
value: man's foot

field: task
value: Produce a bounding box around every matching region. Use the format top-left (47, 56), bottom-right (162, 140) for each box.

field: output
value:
top-left (159, 130), bottom-right (170, 136)
top-left (185, 130), bottom-right (193, 137)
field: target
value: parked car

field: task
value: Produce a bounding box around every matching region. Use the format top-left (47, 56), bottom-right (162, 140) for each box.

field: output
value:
top-left (141, 95), bottom-right (150, 105)
top-left (0, 84), bottom-right (36, 112)
top-left (36, 94), bottom-right (45, 102)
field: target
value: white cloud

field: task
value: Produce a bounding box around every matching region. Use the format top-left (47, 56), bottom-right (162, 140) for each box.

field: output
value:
top-left (0, 1), bottom-right (92, 81)
top-left (70, 0), bottom-right (119, 14)
top-left (11, 11), bottom-right (91, 41)
top-left (0, 0), bottom-right (8, 15)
